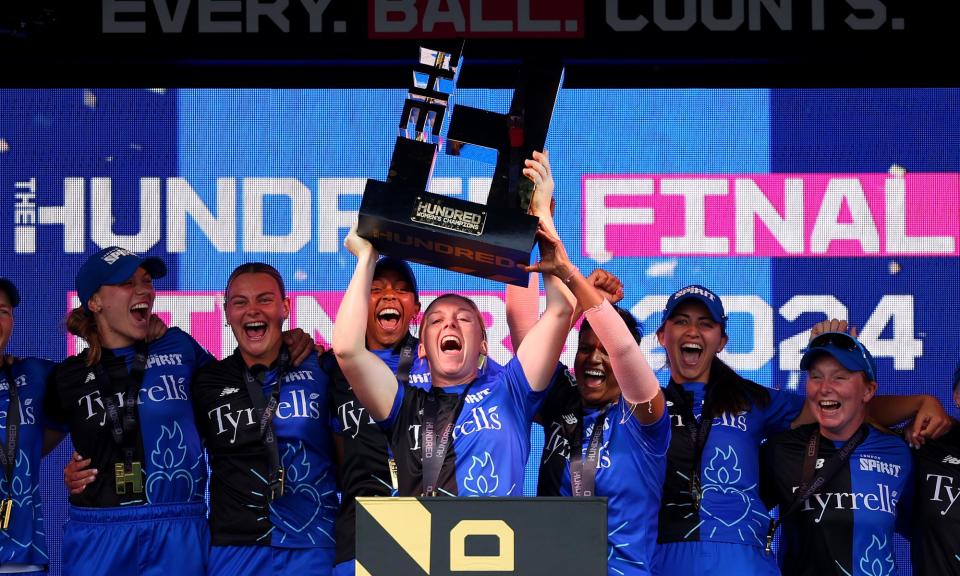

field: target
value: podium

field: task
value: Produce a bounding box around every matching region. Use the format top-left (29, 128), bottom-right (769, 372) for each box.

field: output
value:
top-left (356, 497), bottom-right (607, 575)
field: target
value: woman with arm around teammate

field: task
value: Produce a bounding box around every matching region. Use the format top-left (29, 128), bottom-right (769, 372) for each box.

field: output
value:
top-left (44, 247), bottom-right (214, 576)
top-left (651, 291), bottom-right (949, 575)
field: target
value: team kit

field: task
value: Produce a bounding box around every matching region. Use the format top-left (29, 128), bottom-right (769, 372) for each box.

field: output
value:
top-left (1, 152), bottom-right (959, 576)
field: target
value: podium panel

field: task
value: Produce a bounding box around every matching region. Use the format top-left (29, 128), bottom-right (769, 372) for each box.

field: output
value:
top-left (356, 497), bottom-right (606, 576)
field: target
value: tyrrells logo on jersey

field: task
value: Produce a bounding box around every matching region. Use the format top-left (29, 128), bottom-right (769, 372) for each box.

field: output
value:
top-left (797, 483), bottom-right (900, 524)
top-left (452, 405), bottom-right (502, 439)
top-left (79, 375), bottom-right (188, 426)
top-left (337, 400), bottom-right (377, 439)
top-left (923, 474), bottom-right (960, 516)
top-left (208, 386), bottom-right (323, 444)
top-left (543, 421), bottom-right (571, 462)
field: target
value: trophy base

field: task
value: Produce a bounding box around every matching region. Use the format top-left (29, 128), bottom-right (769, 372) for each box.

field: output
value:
top-left (358, 179), bottom-right (539, 286)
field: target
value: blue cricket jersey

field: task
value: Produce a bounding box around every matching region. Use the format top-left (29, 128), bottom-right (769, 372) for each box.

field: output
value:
top-left (45, 328), bottom-right (214, 507)
top-left (194, 350), bottom-right (338, 548)
top-left (381, 356), bottom-right (544, 497)
top-left (0, 357), bottom-right (55, 567)
top-left (556, 396), bottom-right (671, 575)
top-left (764, 423), bottom-right (913, 576)
top-left (658, 381), bottom-right (805, 549)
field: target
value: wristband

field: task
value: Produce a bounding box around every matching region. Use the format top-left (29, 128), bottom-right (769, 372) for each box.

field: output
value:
top-left (562, 266), bottom-right (579, 285)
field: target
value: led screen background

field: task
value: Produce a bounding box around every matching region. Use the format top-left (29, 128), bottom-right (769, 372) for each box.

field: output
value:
top-left (1, 88), bottom-right (958, 574)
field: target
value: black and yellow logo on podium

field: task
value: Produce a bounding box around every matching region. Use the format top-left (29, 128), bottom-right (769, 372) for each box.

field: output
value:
top-left (355, 497), bottom-right (606, 576)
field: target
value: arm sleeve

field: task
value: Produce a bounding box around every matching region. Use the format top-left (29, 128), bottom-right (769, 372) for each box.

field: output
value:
top-left (583, 299), bottom-right (659, 404)
top-left (505, 273), bottom-right (540, 352)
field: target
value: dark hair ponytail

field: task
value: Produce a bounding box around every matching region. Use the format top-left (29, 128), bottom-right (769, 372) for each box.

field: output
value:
top-left (66, 307), bottom-right (102, 366)
top-left (704, 357), bottom-right (771, 418)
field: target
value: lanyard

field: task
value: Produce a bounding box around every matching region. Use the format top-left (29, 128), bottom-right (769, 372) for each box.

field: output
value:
top-left (667, 381), bottom-right (713, 510)
top-left (93, 342), bottom-right (149, 497)
top-left (570, 405), bottom-right (611, 497)
top-left (420, 381), bottom-right (474, 497)
top-left (765, 424), bottom-right (870, 554)
top-left (241, 346), bottom-right (291, 502)
top-left (387, 333), bottom-right (419, 492)
top-left (395, 333), bottom-right (418, 384)
top-left (0, 362), bottom-right (20, 529)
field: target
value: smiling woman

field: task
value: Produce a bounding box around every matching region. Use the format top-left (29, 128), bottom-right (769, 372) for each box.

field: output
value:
top-left (44, 246), bottom-right (214, 576)
top-left (331, 150), bottom-right (579, 502)
top-left (190, 262), bottom-right (338, 576)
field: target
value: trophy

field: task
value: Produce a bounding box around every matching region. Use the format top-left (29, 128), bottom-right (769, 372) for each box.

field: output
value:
top-left (357, 43), bottom-right (564, 285)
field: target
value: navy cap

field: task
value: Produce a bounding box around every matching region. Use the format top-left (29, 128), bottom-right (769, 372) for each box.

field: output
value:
top-left (374, 257), bottom-right (419, 301)
top-left (0, 278), bottom-right (20, 308)
top-left (76, 246), bottom-right (167, 310)
top-left (663, 285), bottom-right (726, 325)
top-left (800, 331), bottom-right (878, 383)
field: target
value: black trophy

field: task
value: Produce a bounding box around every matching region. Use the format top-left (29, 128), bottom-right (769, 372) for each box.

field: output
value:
top-left (358, 43), bottom-right (564, 285)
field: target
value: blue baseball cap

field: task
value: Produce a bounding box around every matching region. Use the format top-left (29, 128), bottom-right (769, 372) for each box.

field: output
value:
top-left (800, 331), bottom-right (878, 382)
top-left (663, 285), bottom-right (726, 325)
top-left (76, 246), bottom-right (167, 311)
top-left (0, 278), bottom-right (20, 308)
top-left (374, 256), bottom-right (419, 301)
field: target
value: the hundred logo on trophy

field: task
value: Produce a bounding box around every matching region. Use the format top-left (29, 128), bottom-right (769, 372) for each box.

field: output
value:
top-left (357, 43), bottom-right (564, 285)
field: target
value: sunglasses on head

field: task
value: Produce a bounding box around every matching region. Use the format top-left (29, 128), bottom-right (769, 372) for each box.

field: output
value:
top-left (809, 332), bottom-right (859, 352)
top-left (809, 332), bottom-right (876, 381)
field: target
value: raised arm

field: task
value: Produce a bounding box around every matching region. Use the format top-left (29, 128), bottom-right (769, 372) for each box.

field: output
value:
top-left (517, 221), bottom-right (575, 391)
top-left (505, 272), bottom-right (540, 352)
top-left (583, 299), bottom-right (665, 424)
top-left (331, 226), bottom-right (400, 420)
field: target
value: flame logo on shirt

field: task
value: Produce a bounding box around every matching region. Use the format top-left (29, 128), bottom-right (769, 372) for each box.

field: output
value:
top-left (151, 423), bottom-right (187, 469)
top-left (858, 534), bottom-right (894, 576)
top-left (0, 450), bottom-right (47, 559)
top-left (463, 452), bottom-right (499, 496)
top-left (703, 446), bottom-right (742, 485)
top-left (145, 421), bottom-right (201, 502)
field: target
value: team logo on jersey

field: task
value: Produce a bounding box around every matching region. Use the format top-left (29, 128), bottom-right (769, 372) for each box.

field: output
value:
top-left (859, 455), bottom-right (902, 478)
top-left (145, 353), bottom-right (184, 368)
top-left (859, 534), bottom-right (894, 576)
top-left (463, 452), bottom-right (501, 496)
top-left (942, 455), bottom-right (960, 465)
top-left (220, 387), bottom-right (240, 397)
top-left (699, 446), bottom-right (757, 531)
top-left (463, 388), bottom-right (491, 404)
top-left (144, 422), bottom-right (203, 503)
top-left (269, 441), bottom-right (335, 544)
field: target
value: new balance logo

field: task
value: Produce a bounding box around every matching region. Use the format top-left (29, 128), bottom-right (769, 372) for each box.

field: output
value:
top-left (85, 372), bottom-right (96, 384)
top-left (562, 413), bottom-right (578, 426)
top-left (942, 455), bottom-right (960, 465)
top-left (220, 387), bottom-right (240, 397)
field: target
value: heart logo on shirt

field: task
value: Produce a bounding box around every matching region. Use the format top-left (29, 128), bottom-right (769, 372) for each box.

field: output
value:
top-left (276, 483), bottom-right (323, 534)
top-left (145, 469), bottom-right (195, 503)
top-left (699, 484), bottom-right (751, 527)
